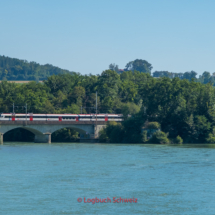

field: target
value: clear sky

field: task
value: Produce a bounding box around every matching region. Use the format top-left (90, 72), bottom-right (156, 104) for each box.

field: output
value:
top-left (1, 0), bottom-right (215, 76)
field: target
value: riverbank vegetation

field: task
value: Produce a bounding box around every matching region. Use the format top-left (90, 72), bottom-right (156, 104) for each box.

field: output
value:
top-left (98, 76), bottom-right (215, 143)
top-left (1, 71), bottom-right (215, 143)
top-left (1, 56), bottom-right (215, 143)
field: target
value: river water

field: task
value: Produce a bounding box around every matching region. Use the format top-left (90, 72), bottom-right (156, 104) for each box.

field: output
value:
top-left (0, 143), bottom-right (215, 215)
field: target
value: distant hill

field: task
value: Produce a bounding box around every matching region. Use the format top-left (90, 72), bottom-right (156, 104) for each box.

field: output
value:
top-left (0, 55), bottom-right (75, 81)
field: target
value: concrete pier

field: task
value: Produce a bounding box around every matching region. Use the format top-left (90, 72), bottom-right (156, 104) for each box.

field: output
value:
top-left (34, 133), bottom-right (51, 143)
top-left (0, 133), bottom-right (3, 145)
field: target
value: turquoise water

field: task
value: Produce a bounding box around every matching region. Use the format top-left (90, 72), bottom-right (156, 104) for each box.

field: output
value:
top-left (0, 143), bottom-right (215, 215)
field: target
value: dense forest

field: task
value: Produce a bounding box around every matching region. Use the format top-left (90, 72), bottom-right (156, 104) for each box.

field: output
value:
top-left (0, 55), bottom-right (72, 80)
top-left (0, 70), bottom-right (144, 115)
top-left (1, 55), bottom-right (215, 143)
top-left (1, 70), bottom-right (215, 143)
top-left (99, 77), bottom-right (215, 144)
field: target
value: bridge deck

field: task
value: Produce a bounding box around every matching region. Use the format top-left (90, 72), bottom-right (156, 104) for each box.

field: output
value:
top-left (0, 121), bottom-right (107, 125)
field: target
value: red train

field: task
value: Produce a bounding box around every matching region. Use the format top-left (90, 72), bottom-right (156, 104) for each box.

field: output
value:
top-left (0, 113), bottom-right (123, 122)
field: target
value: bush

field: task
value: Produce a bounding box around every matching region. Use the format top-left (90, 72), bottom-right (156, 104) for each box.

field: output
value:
top-left (146, 122), bottom-right (160, 129)
top-left (99, 122), bottom-right (124, 143)
top-left (206, 133), bottom-right (215, 143)
top-left (175, 135), bottom-right (183, 144)
top-left (149, 131), bottom-right (169, 144)
top-left (122, 116), bottom-right (145, 143)
top-left (121, 102), bottom-right (140, 119)
top-left (99, 128), bottom-right (108, 143)
top-left (141, 130), bottom-right (147, 143)
top-left (52, 128), bottom-right (79, 142)
top-left (109, 124), bottom-right (124, 143)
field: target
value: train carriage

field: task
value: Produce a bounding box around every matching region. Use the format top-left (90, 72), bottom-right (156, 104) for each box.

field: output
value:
top-left (0, 113), bottom-right (123, 122)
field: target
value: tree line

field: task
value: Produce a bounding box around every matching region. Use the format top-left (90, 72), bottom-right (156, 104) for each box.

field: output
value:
top-left (0, 70), bottom-right (145, 115)
top-left (1, 55), bottom-right (215, 143)
top-left (1, 70), bottom-right (215, 143)
top-left (152, 70), bottom-right (215, 85)
top-left (98, 75), bottom-right (215, 144)
top-left (1, 55), bottom-right (215, 86)
top-left (109, 59), bottom-right (215, 85)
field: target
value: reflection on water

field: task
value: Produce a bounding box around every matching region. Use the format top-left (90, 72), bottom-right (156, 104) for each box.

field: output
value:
top-left (0, 142), bottom-right (215, 215)
top-left (170, 143), bottom-right (215, 148)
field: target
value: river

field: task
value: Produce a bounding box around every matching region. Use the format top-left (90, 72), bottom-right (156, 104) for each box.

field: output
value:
top-left (0, 143), bottom-right (215, 214)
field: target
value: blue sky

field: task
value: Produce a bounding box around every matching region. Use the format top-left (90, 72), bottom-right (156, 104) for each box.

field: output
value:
top-left (1, 0), bottom-right (215, 76)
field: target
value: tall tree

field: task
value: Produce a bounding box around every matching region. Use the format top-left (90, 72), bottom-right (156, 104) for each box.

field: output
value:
top-left (109, 63), bottom-right (119, 73)
top-left (97, 70), bottom-right (120, 99)
top-left (201, 71), bottom-right (211, 84)
top-left (125, 59), bottom-right (152, 74)
top-left (183, 71), bottom-right (197, 81)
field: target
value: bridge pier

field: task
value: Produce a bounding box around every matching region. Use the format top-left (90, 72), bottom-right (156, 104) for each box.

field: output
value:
top-left (0, 133), bottom-right (3, 145)
top-left (79, 125), bottom-right (106, 142)
top-left (34, 133), bottom-right (51, 144)
top-left (94, 124), bottom-right (106, 138)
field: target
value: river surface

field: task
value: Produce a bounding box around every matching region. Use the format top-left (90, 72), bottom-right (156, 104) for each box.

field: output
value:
top-left (0, 143), bottom-right (215, 215)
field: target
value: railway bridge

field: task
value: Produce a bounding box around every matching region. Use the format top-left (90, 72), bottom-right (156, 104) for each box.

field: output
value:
top-left (0, 121), bottom-right (107, 144)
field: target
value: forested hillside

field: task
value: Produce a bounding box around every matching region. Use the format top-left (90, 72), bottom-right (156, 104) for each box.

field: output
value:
top-left (1, 55), bottom-right (215, 86)
top-left (0, 55), bottom-right (73, 80)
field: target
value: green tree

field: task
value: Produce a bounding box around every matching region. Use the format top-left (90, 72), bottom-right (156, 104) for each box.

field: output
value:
top-left (183, 71), bottom-right (197, 81)
top-left (206, 127), bottom-right (215, 143)
top-left (125, 59), bottom-right (152, 74)
top-left (109, 63), bottom-right (119, 73)
top-left (201, 71), bottom-right (211, 84)
top-left (121, 102), bottom-right (140, 119)
top-left (68, 86), bottom-right (85, 107)
top-left (65, 104), bottom-right (80, 114)
top-left (146, 122), bottom-right (160, 129)
top-left (97, 70), bottom-right (120, 99)
top-left (175, 135), bottom-right (183, 144)
top-left (141, 130), bottom-right (147, 142)
top-left (194, 115), bottom-right (211, 142)
top-left (149, 131), bottom-right (169, 144)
